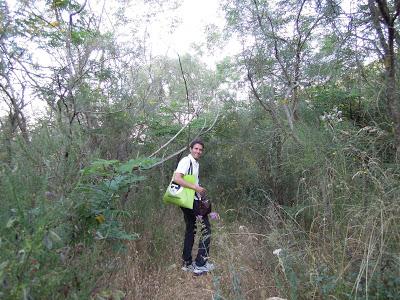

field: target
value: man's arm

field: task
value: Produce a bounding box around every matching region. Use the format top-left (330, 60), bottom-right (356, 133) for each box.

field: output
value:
top-left (174, 173), bottom-right (205, 194)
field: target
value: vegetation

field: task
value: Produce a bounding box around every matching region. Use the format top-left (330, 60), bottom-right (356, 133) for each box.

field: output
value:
top-left (1, 0), bottom-right (399, 299)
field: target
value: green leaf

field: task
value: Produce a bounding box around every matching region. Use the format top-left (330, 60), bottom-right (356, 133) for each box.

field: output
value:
top-left (49, 230), bottom-right (62, 242)
top-left (43, 233), bottom-right (53, 250)
top-left (80, 159), bottom-right (118, 176)
top-left (117, 157), bottom-right (158, 173)
top-left (91, 159), bottom-right (119, 168)
top-left (93, 289), bottom-right (125, 300)
top-left (71, 29), bottom-right (95, 45)
top-left (97, 222), bottom-right (139, 241)
top-left (0, 261), bottom-right (8, 278)
top-left (105, 175), bottom-right (126, 191)
top-left (117, 159), bottom-right (142, 173)
top-left (137, 157), bottom-right (159, 169)
top-left (6, 217), bottom-right (18, 228)
top-left (51, 0), bottom-right (69, 9)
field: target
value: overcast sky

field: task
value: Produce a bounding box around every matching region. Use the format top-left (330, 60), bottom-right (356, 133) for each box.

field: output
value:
top-left (6, 0), bottom-right (233, 62)
top-left (2, 0), bottom-right (236, 118)
top-left (113, 0), bottom-right (238, 67)
top-left (150, 0), bottom-right (223, 53)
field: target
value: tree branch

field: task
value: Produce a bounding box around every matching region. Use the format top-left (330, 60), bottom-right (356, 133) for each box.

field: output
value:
top-left (247, 67), bottom-right (280, 125)
top-left (368, 0), bottom-right (389, 55)
top-left (254, 0), bottom-right (291, 82)
top-left (144, 146), bottom-right (187, 170)
top-left (178, 54), bottom-right (191, 140)
top-left (148, 113), bottom-right (197, 158)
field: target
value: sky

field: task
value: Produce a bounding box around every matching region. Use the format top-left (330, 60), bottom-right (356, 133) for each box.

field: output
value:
top-left (108, 0), bottom-right (239, 67)
top-left (3, 0), bottom-right (354, 119)
top-left (2, 0), bottom-right (235, 119)
top-left (149, 0), bottom-right (223, 54)
top-left (6, 0), bottom-right (236, 65)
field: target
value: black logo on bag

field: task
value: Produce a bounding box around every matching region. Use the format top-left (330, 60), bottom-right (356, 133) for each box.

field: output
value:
top-left (169, 181), bottom-right (183, 195)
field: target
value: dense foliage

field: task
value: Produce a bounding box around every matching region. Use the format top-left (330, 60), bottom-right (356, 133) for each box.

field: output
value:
top-left (1, 0), bottom-right (399, 299)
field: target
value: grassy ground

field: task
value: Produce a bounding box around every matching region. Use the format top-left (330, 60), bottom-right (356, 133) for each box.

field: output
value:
top-left (102, 205), bottom-right (282, 300)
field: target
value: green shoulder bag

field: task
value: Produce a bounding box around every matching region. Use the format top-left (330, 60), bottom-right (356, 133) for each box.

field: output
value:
top-left (163, 160), bottom-right (195, 209)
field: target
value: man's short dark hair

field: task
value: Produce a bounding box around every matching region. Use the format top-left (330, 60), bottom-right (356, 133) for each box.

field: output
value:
top-left (190, 138), bottom-right (204, 149)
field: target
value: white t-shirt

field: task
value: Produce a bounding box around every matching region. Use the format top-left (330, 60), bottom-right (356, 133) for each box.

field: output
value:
top-left (174, 154), bottom-right (199, 185)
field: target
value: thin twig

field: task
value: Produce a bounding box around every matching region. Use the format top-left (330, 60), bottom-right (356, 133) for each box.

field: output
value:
top-left (142, 146), bottom-right (187, 170)
top-left (178, 54), bottom-right (191, 143)
top-left (148, 113), bottom-right (197, 158)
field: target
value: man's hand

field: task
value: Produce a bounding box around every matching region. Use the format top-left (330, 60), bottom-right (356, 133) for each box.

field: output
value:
top-left (174, 173), bottom-right (205, 194)
top-left (195, 185), bottom-right (206, 194)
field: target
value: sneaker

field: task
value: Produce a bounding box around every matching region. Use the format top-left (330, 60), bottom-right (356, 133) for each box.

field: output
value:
top-left (181, 262), bottom-right (195, 272)
top-left (193, 261), bottom-right (215, 274)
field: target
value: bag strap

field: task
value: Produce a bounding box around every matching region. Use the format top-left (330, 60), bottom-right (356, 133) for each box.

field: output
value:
top-left (188, 160), bottom-right (193, 175)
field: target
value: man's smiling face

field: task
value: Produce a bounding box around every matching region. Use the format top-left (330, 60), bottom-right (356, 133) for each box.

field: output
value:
top-left (190, 143), bottom-right (203, 160)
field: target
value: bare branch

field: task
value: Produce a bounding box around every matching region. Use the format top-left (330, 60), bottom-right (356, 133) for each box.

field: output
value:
top-left (0, 82), bottom-right (15, 103)
top-left (198, 107), bottom-right (220, 137)
top-left (247, 67), bottom-right (280, 125)
top-left (253, 0), bottom-right (291, 82)
top-left (247, 67), bottom-right (302, 145)
top-left (395, 0), bottom-right (400, 20)
top-left (368, 0), bottom-right (389, 55)
top-left (178, 54), bottom-right (191, 140)
top-left (142, 146), bottom-right (187, 170)
top-left (70, 0), bottom-right (88, 18)
top-left (295, 0), bottom-right (307, 39)
top-left (148, 113), bottom-right (197, 158)
top-left (375, 0), bottom-right (392, 25)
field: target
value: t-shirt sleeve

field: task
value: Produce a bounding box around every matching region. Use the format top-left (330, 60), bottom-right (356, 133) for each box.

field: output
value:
top-left (175, 156), bottom-right (190, 175)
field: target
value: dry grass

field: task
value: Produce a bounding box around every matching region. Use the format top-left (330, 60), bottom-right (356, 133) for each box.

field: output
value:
top-left (99, 206), bottom-right (282, 300)
top-left (92, 193), bottom-right (400, 300)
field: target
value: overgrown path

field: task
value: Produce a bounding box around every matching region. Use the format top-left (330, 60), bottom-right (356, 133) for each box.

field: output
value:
top-left (104, 207), bottom-right (284, 299)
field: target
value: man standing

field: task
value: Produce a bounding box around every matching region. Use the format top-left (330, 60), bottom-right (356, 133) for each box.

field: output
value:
top-left (173, 139), bottom-right (214, 274)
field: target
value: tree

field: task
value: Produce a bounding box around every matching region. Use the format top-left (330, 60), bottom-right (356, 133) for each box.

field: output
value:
top-left (0, 1), bottom-right (30, 148)
top-left (223, 0), bottom-right (338, 136)
top-left (366, 0), bottom-right (400, 156)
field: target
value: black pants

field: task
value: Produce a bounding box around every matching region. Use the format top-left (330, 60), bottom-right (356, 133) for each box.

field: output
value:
top-left (181, 205), bottom-right (211, 267)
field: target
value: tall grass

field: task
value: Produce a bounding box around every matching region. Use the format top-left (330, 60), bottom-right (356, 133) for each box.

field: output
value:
top-left (260, 121), bottom-right (400, 299)
top-left (2, 104), bottom-right (399, 299)
top-left (96, 115), bottom-right (399, 299)
top-left (0, 124), bottom-right (145, 299)
top-left (110, 117), bottom-right (398, 300)
top-left (104, 116), bottom-right (400, 299)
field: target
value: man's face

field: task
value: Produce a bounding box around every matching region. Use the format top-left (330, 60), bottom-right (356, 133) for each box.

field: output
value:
top-left (190, 143), bottom-right (204, 160)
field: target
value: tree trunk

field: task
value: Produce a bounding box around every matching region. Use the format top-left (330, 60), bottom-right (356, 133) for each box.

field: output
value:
top-left (368, 0), bottom-right (400, 158)
top-left (273, 130), bottom-right (285, 205)
top-left (385, 26), bottom-right (400, 158)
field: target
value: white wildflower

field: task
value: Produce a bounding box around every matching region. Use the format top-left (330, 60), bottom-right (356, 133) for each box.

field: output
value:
top-left (273, 248), bottom-right (282, 256)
